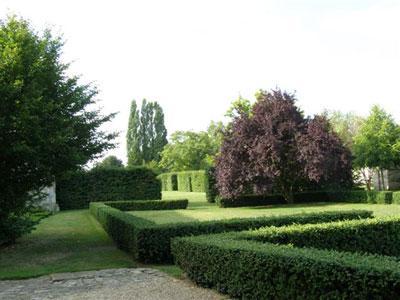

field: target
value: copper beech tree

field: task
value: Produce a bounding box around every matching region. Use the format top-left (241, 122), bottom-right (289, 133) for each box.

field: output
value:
top-left (215, 89), bottom-right (352, 203)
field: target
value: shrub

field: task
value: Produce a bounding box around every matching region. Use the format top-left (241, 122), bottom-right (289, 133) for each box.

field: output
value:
top-left (244, 217), bottom-right (400, 256)
top-left (90, 204), bottom-right (372, 263)
top-left (172, 231), bottom-right (400, 299)
top-left (57, 167), bottom-right (161, 210)
top-left (367, 191), bottom-right (393, 204)
top-left (105, 199), bottom-right (188, 211)
top-left (177, 172), bottom-right (192, 192)
top-left (217, 190), bottom-right (393, 207)
top-left (205, 167), bottom-right (218, 203)
top-left (158, 172), bottom-right (178, 191)
top-left (393, 192), bottom-right (400, 204)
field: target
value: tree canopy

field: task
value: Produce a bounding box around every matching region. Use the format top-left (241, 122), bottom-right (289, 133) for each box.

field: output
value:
top-left (0, 16), bottom-right (116, 243)
top-left (325, 110), bottom-right (364, 152)
top-left (94, 155), bottom-right (124, 169)
top-left (126, 99), bottom-right (167, 167)
top-left (216, 89), bottom-right (352, 202)
top-left (353, 105), bottom-right (400, 190)
top-left (159, 121), bottom-right (224, 171)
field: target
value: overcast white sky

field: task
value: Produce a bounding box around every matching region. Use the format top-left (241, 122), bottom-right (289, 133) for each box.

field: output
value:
top-left (1, 0), bottom-right (400, 163)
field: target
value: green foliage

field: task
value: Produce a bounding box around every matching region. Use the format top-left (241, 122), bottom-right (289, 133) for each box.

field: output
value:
top-left (325, 110), bottom-right (364, 152)
top-left (126, 99), bottom-right (168, 166)
top-left (94, 155), bottom-right (124, 169)
top-left (90, 203), bottom-right (372, 263)
top-left (105, 199), bottom-right (188, 211)
top-left (172, 227), bottom-right (400, 299)
top-left (127, 100), bottom-right (142, 165)
top-left (0, 16), bottom-right (116, 244)
top-left (354, 105), bottom-right (400, 170)
top-left (57, 168), bottom-right (161, 210)
top-left (217, 190), bottom-right (394, 207)
top-left (205, 167), bottom-right (218, 203)
top-left (353, 105), bottom-right (400, 190)
top-left (159, 170), bottom-right (209, 193)
top-left (225, 96), bottom-right (252, 119)
top-left (0, 213), bottom-right (37, 246)
top-left (393, 192), bottom-right (400, 204)
top-left (367, 190), bottom-right (393, 204)
top-left (243, 216), bottom-right (400, 256)
top-left (159, 122), bottom-right (224, 171)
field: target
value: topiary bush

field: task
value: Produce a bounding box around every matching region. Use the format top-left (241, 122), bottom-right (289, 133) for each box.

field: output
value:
top-left (57, 167), bottom-right (161, 210)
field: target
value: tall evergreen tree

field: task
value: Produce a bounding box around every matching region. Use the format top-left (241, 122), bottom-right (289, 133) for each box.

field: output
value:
top-left (126, 100), bottom-right (142, 165)
top-left (153, 102), bottom-right (168, 161)
top-left (127, 99), bottom-right (168, 166)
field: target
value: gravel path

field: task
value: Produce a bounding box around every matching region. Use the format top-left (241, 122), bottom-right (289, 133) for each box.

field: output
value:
top-left (0, 268), bottom-right (226, 300)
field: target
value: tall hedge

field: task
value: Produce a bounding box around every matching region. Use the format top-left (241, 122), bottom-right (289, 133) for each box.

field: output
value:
top-left (158, 170), bottom-right (217, 201)
top-left (57, 167), bottom-right (161, 210)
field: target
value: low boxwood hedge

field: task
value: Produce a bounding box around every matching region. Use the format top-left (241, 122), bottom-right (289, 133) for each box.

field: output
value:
top-left (217, 190), bottom-right (395, 207)
top-left (172, 232), bottom-right (400, 299)
top-left (243, 216), bottom-right (400, 256)
top-left (105, 199), bottom-right (188, 211)
top-left (90, 204), bottom-right (372, 263)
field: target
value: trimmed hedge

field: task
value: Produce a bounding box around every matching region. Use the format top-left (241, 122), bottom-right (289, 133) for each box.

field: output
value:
top-left (172, 230), bottom-right (400, 299)
top-left (244, 216), bottom-right (400, 256)
top-left (217, 190), bottom-right (395, 207)
top-left (90, 204), bottom-right (372, 263)
top-left (205, 167), bottom-right (218, 203)
top-left (105, 199), bottom-right (188, 211)
top-left (393, 192), bottom-right (400, 204)
top-left (57, 168), bottom-right (161, 210)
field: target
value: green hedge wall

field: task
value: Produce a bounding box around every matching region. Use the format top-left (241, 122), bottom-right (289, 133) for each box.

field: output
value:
top-left (172, 229), bottom-right (400, 299)
top-left (105, 199), bottom-right (188, 211)
top-left (57, 168), bottom-right (161, 210)
top-left (217, 190), bottom-right (395, 207)
top-left (393, 192), bottom-right (400, 204)
top-left (244, 216), bottom-right (400, 256)
top-left (90, 203), bottom-right (372, 263)
top-left (159, 170), bottom-right (207, 192)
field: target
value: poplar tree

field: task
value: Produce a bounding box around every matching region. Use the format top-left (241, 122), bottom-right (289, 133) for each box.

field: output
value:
top-left (126, 99), bottom-right (168, 166)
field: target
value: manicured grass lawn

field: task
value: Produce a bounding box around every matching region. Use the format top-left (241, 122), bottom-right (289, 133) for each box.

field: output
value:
top-left (127, 191), bottom-right (400, 224)
top-left (0, 210), bottom-right (135, 280)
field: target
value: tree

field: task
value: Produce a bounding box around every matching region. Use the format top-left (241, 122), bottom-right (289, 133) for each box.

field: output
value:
top-left (324, 110), bottom-right (364, 152)
top-left (159, 122), bottom-right (224, 171)
top-left (0, 17), bottom-right (116, 243)
top-left (216, 89), bottom-right (352, 203)
top-left (126, 100), bottom-right (142, 165)
top-left (153, 102), bottom-right (168, 162)
top-left (95, 156), bottom-right (124, 169)
top-left (353, 105), bottom-right (400, 190)
top-left (126, 99), bottom-right (168, 166)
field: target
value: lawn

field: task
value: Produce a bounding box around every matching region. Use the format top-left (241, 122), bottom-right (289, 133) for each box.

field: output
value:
top-left (127, 191), bottom-right (400, 224)
top-left (0, 210), bottom-right (135, 280)
top-left (3, 192), bottom-right (400, 281)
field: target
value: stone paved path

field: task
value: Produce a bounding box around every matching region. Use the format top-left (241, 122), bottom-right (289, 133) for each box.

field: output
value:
top-left (0, 268), bottom-right (225, 300)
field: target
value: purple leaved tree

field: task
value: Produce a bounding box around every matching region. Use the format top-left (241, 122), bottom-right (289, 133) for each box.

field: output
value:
top-left (216, 89), bottom-right (352, 203)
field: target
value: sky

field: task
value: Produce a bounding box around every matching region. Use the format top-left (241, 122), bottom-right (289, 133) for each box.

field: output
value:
top-left (1, 0), bottom-right (400, 163)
